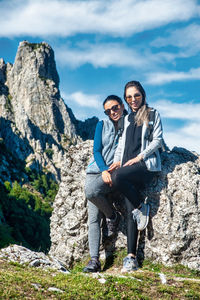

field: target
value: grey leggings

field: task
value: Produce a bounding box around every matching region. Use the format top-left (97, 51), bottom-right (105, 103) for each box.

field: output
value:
top-left (85, 173), bottom-right (114, 258)
top-left (85, 173), bottom-right (115, 219)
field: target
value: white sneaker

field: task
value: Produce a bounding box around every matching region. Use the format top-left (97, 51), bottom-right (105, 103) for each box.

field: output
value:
top-left (121, 256), bottom-right (138, 272)
top-left (132, 202), bottom-right (150, 231)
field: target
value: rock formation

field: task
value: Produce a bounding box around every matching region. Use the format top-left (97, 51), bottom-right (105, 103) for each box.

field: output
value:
top-left (0, 41), bottom-right (199, 272)
top-left (49, 141), bottom-right (92, 267)
top-left (0, 245), bottom-right (69, 273)
top-left (49, 144), bottom-right (200, 271)
top-left (0, 42), bottom-right (75, 181)
top-left (0, 41), bottom-right (97, 183)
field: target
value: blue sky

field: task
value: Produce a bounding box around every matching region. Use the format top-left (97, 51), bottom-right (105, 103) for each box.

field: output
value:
top-left (0, 0), bottom-right (200, 153)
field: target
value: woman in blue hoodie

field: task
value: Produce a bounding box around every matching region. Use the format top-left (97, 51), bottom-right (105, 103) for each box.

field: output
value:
top-left (83, 95), bottom-right (126, 273)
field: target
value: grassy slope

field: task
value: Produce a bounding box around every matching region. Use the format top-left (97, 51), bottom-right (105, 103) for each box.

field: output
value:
top-left (0, 251), bottom-right (200, 300)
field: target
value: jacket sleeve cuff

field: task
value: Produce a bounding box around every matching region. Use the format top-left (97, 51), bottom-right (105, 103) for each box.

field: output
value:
top-left (99, 166), bottom-right (109, 172)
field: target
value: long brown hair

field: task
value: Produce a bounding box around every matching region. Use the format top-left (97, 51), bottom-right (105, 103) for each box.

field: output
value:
top-left (124, 81), bottom-right (150, 126)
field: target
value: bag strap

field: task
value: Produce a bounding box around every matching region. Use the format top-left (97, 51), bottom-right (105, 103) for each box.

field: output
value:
top-left (146, 109), bottom-right (170, 153)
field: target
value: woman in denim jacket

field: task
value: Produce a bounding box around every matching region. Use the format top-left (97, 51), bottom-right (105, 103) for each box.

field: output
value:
top-left (83, 95), bottom-right (127, 273)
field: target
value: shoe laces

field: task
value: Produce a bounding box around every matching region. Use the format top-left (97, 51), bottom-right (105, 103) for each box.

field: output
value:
top-left (87, 258), bottom-right (99, 268)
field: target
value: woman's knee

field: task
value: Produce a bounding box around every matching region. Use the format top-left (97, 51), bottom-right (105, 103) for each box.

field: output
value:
top-left (85, 175), bottom-right (107, 200)
top-left (112, 170), bottom-right (124, 187)
top-left (85, 186), bottom-right (101, 200)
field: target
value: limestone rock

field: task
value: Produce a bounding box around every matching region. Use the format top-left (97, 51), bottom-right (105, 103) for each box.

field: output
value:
top-left (0, 41), bottom-right (98, 182)
top-left (0, 58), bottom-right (6, 85)
top-left (49, 144), bottom-right (200, 270)
top-left (49, 141), bottom-right (92, 266)
top-left (140, 147), bottom-right (200, 271)
top-left (0, 41), bottom-right (79, 181)
top-left (75, 116), bottom-right (99, 140)
top-left (0, 245), bottom-right (69, 273)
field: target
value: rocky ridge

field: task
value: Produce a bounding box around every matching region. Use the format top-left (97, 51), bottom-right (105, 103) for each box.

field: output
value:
top-left (0, 42), bottom-right (75, 181)
top-left (0, 41), bottom-right (97, 183)
top-left (0, 41), bottom-right (98, 253)
top-left (49, 143), bottom-right (200, 271)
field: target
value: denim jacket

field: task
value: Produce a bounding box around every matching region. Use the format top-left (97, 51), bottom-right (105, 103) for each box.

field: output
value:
top-left (86, 118), bottom-right (121, 174)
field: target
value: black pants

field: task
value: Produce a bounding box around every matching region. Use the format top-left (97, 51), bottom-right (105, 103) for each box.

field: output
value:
top-left (112, 161), bottom-right (155, 255)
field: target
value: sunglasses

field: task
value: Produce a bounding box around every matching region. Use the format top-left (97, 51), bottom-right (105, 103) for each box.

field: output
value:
top-left (104, 104), bottom-right (120, 116)
top-left (125, 93), bottom-right (142, 102)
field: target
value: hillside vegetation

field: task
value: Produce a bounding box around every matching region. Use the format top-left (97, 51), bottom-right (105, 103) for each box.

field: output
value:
top-left (0, 141), bottom-right (58, 252)
top-left (0, 251), bottom-right (200, 299)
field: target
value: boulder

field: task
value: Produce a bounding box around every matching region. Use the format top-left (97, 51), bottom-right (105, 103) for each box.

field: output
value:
top-left (0, 244), bottom-right (69, 273)
top-left (49, 142), bottom-right (200, 270)
top-left (140, 147), bottom-right (200, 271)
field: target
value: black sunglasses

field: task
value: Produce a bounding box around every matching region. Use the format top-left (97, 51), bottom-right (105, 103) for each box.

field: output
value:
top-left (104, 104), bottom-right (120, 116)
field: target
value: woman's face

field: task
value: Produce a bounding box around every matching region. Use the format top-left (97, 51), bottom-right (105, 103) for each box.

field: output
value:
top-left (125, 86), bottom-right (143, 112)
top-left (104, 100), bottom-right (124, 122)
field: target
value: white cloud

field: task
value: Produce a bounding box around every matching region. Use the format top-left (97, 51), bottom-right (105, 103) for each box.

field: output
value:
top-left (153, 100), bottom-right (200, 120)
top-left (151, 23), bottom-right (200, 56)
top-left (146, 67), bottom-right (200, 85)
top-left (55, 41), bottom-right (179, 69)
top-left (165, 128), bottom-right (200, 153)
top-left (153, 100), bottom-right (200, 153)
top-left (62, 91), bottom-right (101, 108)
top-left (0, 0), bottom-right (199, 37)
top-left (56, 42), bottom-right (153, 68)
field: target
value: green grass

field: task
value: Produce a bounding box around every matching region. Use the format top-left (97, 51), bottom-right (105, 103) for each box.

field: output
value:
top-left (0, 251), bottom-right (199, 299)
top-left (142, 259), bottom-right (200, 279)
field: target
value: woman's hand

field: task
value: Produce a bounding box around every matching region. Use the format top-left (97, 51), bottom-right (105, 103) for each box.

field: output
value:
top-left (102, 170), bottom-right (112, 187)
top-left (123, 155), bottom-right (143, 167)
top-left (108, 161), bottom-right (121, 172)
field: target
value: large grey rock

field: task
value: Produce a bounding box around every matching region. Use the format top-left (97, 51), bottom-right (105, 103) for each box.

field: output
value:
top-left (0, 41), bottom-right (99, 183)
top-left (0, 245), bottom-right (69, 273)
top-left (49, 141), bottom-right (92, 267)
top-left (140, 147), bottom-right (200, 270)
top-left (49, 143), bottom-right (200, 270)
top-left (0, 41), bottom-right (78, 181)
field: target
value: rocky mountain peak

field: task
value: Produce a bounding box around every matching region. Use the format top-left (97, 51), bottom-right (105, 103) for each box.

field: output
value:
top-left (12, 41), bottom-right (59, 88)
top-left (0, 41), bottom-right (80, 181)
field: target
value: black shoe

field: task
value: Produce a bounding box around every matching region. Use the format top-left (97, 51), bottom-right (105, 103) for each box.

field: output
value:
top-left (106, 212), bottom-right (120, 237)
top-left (83, 258), bottom-right (101, 273)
